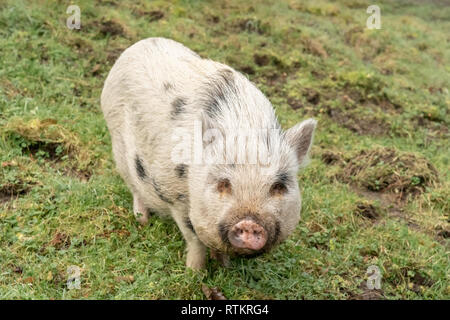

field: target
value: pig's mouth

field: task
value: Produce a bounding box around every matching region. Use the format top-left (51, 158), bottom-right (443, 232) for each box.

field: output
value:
top-left (217, 214), bottom-right (281, 256)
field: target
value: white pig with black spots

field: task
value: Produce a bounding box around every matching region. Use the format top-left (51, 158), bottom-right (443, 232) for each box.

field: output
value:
top-left (101, 38), bottom-right (317, 269)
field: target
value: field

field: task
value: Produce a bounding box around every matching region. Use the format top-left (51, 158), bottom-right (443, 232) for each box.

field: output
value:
top-left (0, 0), bottom-right (449, 299)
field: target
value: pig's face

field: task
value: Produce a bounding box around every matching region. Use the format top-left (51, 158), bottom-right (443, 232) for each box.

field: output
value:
top-left (189, 119), bottom-right (317, 257)
top-left (202, 166), bottom-right (301, 256)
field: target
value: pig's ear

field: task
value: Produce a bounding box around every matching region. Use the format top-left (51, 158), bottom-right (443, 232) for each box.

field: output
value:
top-left (284, 118), bottom-right (317, 167)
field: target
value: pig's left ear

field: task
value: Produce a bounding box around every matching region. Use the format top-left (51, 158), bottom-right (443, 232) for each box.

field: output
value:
top-left (284, 118), bottom-right (317, 167)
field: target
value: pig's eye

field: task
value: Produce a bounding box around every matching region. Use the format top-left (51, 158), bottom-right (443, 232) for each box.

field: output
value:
top-left (270, 182), bottom-right (287, 196)
top-left (217, 178), bottom-right (232, 195)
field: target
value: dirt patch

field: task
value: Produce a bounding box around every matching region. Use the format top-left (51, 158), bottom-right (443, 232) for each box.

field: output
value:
top-left (436, 227), bottom-right (450, 239)
top-left (348, 282), bottom-right (384, 300)
top-left (0, 181), bottom-right (32, 204)
top-left (415, 114), bottom-right (449, 138)
top-left (0, 184), bottom-right (30, 201)
top-left (106, 46), bottom-right (125, 64)
top-left (253, 53), bottom-right (270, 66)
top-left (98, 19), bottom-right (125, 36)
top-left (327, 70), bottom-right (403, 115)
top-left (202, 284), bottom-right (227, 300)
top-left (237, 65), bottom-right (255, 75)
top-left (230, 18), bottom-right (270, 35)
top-left (99, 0), bottom-right (118, 5)
top-left (64, 37), bottom-right (95, 56)
top-left (304, 86), bottom-right (397, 136)
top-left (287, 97), bottom-right (304, 110)
top-left (62, 167), bottom-right (92, 182)
top-left (98, 229), bottom-right (131, 239)
top-left (12, 265), bottom-right (23, 274)
top-left (324, 148), bottom-right (438, 200)
top-left (322, 105), bottom-right (391, 136)
top-left (50, 232), bottom-right (71, 250)
top-left (343, 26), bottom-right (388, 62)
top-left (86, 18), bottom-right (129, 38)
top-left (355, 202), bottom-right (380, 220)
top-left (206, 14), bottom-right (220, 24)
top-left (133, 9), bottom-right (165, 22)
top-left (4, 118), bottom-right (94, 181)
top-left (301, 37), bottom-right (328, 58)
top-left (257, 71), bottom-right (289, 96)
top-left (321, 150), bottom-right (342, 165)
top-left (401, 269), bottom-right (435, 293)
top-left (0, 78), bottom-right (22, 99)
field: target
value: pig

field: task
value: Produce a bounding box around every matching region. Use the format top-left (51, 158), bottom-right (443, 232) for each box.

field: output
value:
top-left (101, 37), bottom-right (317, 269)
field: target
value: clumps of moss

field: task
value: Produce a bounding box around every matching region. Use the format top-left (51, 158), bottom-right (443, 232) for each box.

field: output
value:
top-left (3, 118), bottom-right (94, 180)
top-left (5, 118), bottom-right (78, 158)
top-left (322, 147), bottom-right (439, 199)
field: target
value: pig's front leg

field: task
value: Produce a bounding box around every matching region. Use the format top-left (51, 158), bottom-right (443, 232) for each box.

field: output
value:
top-left (171, 210), bottom-right (207, 270)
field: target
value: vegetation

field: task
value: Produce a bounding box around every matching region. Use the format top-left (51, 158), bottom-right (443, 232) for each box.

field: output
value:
top-left (0, 0), bottom-right (448, 299)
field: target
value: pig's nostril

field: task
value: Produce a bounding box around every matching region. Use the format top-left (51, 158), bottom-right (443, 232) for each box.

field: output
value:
top-left (228, 218), bottom-right (267, 251)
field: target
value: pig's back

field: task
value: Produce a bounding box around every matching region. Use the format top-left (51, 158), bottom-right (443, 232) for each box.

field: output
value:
top-left (101, 37), bottom-right (213, 119)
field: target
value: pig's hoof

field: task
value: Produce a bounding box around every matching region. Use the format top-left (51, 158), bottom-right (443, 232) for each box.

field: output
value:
top-left (186, 258), bottom-right (206, 270)
top-left (133, 197), bottom-right (149, 225)
top-left (186, 250), bottom-right (206, 270)
top-left (210, 250), bottom-right (230, 268)
top-left (135, 213), bottom-right (149, 225)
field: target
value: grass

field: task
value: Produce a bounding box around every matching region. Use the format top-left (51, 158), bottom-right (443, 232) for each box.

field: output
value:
top-left (0, 0), bottom-right (449, 299)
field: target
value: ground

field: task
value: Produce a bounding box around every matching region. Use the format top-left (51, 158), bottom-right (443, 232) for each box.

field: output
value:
top-left (0, 0), bottom-right (449, 299)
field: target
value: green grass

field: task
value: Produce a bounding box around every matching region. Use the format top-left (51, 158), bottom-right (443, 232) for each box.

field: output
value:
top-left (0, 0), bottom-right (449, 299)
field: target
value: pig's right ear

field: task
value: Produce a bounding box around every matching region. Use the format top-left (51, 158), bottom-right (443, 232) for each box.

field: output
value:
top-left (284, 118), bottom-right (317, 167)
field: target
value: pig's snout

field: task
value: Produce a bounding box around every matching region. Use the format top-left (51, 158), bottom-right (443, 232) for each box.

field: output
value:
top-left (228, 219), bottom-right (267, 251)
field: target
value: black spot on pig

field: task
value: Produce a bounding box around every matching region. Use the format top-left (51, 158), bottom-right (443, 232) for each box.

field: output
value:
top-left (185, 217), bottom-right (196, 235)
top-left (151, 177), bottom-right (173, 204)
top-left (164, 82), bottom-right (174, 91)
top-left (276, 172), bottom-right (292, 185)
top-left (175, 164), bottom-right (187, 178)
top-left (271, 221), bottom-right (281, 247)
top-left (176, 193), bottom-right (188, 202)
top-left (218, 222), bottom-right (231, 246)
top-left (201, 69), bottom-right (238, 119)
top-left (171, 97), bottom-right (186, 119)
top-left (135, 155), bottom-right (146, 180)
